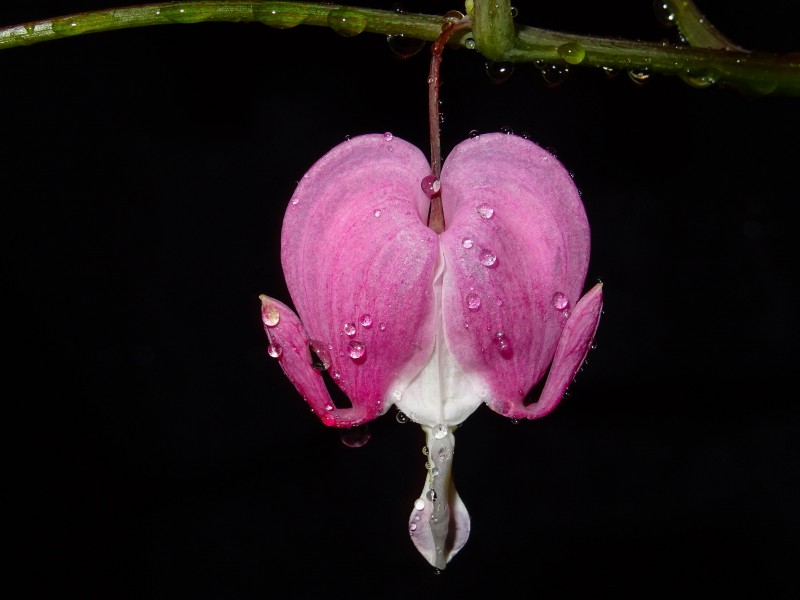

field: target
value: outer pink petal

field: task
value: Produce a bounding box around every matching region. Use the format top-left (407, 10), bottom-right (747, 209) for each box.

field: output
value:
top-left (260, 295), bottom-right (345, 426)
top-left (280, 134), bottom-right (439, 427)
top-left (513, 282), bottom-right (603, 419)
top-left (439, 133), bottom-right (591, 417)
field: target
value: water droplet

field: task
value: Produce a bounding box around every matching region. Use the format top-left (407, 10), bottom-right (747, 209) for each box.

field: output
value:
top-left (494, 331), bottom-right (509, 352)
top-left (267, 343), bottom-right (282, 358)
top-left (462, 238), bottom-right (474, 249)
top-left (421, 175), bottom-right (441, 198)
top-left (261, 301), bottom-right (280, 327)
top-left (343, 322), bottom-right (356, 336)
top-left (386, 34), bottom-right (425, 59)
top-left (426, 489), bottom-right (437, 502)
top-left (652, 1), bottom-right (676, 27)
top-left (602, 66), bottom-right (619, 79)
top-left (486, 60), bottom-right (515, 83)
top-left (552, 292), bottom-right (570, 310)
top-left (421, 446), bottom-right (429, 456)
top-left (433, 424), bottom-right (448, 439)
top-left (680, 69), bottom-right (719, 89)
top-left (562, 309), bottom-right (572, 319)
top-left (379, 322), bottom-right (386, 331)
top-left (466, 292), bottom-right (482, 311)
top-left (358, 314), bottom-right (372, 328)
top-left (396, 411), bottom-right (409, 424)
top-left (476, 203), bottom-right (494, 219)
top-left (51, 19), bottom-right (81, 36)
top-left (373, 209), bottom-right (382, 218)
top-left (347, 340), bottom-right (366, 360)
top-left (383, 131), bottom-right (393, 142)
top-left (557, 42), bottom-right (586, 65)
top-left (468, 129), bottom-right (480, 139)
top-left (332, 370), bottom-right (341, 380)
top-left (444, 9), bottom-right (465, 21)
top-left (437, 447), bottom-right (451, 462)
top-left (160, 4), bottom-right (206, 23)
top-left (340, 424), bottom-right (371, 447)
top-left (409, 523), bottom-right (417, 531)
top-left (500, 125), bottom-right (514, 135)
top-left (540, 63), bottom-right (570, 87)
top-left (414, 498), bottom-right (426, 510)
top-left (424, 461), bottom-right (432, 470)
top-left (464, 37), bottom-right (477, 50)
top-left (479, 248), bottom-right (497, 267)
top-left (628, 69), bottom-right (651, 85)
top-left (511, 418), bottom-right (520, 425)
top-left (254, 4), bottom-right (308, 28)
top-left (327, 7), bottom-right (367, 37)
top-left (309, 340), bottom-right (331, 371)
top-left (290, 196), bottom-right (300, 205)
top-left (324, 403), bottom-right (334, 411)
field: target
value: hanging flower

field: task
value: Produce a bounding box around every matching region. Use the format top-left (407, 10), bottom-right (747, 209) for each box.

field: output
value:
top-left (260, 132), bottom-right (603, 569)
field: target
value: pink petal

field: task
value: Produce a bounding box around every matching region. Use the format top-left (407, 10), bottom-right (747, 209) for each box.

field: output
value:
top-left (438, 133), bottom-right (592, 417)
top-left (518, 281), bottom-right (603, 419)
top-left (279, 134), bottom-right (439, 427)
top-left (259, 295), bottom-right (343, 425)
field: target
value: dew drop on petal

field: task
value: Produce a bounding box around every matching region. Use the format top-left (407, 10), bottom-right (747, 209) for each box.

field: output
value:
top-left (466, 292), bottom-right (481, 311)
top-left (437, 447), bottom-right (451, 462)
top-left (493, 331), bottom-right (509, 352)
top-left (431, 468), bottom-right (440, 477)
top-left (379, 322), bottom-right (386, 331)
top-left (421, 174), bottom-right (441, 198)
top-left (261, 302), bottom-right (280, 327)
top-left (426, 489), bottom-right (437, 502)
top-left (414, 498), bottom-right (426, 511)
top-left (563, 309), bottom-right (571, 319)
top-left (409, 523), bottom-right (417, 531)
top-left (462, 238), bottom-right (474, 249)
top-left (359, 313), bottom-right (373, 327)
top-left (468, 129), bottom-right (480, 139)
top-left (290, 197), bottom-right (300, 205)
top-left (433, 424), bottom-right (448, 439)
top-left (396, 411), bottom-right (409, 424)
top-left (383, 131), bottom-right (393, 142)
top-left (373, 209), bottom-right (382, 218)
top-left (421, 446), bottom-right (429, 456)
top-left (308, 340), bottom-right (331, 371)
top-left (267, 343), bottom-right (282, 358)
top-left (479, 248), bottom-right (497, 267)
top-left (552, 292), bottom-right (570, 310)
top-left (476, 203), bottom-right (494, 219)
top-left (340, 424), bottom-right (371, 448)
top-left (343, 322), bottom-right (356, 336)
top-left (324, 403), bottom-right (334, 412)
top-left (348, 340), bottom-right (366, 359)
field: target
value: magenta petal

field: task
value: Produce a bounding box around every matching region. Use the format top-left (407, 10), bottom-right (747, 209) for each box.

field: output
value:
top-left (280, 134), bottom-right (439, 427)
top-left (438, 133), bottom-right (592, 417)
top-left (513, 281), bottom-right (603, 419)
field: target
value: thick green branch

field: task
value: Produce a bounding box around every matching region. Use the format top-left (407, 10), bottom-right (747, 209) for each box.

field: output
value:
top-left (0, 1), bottom-right (797, 95)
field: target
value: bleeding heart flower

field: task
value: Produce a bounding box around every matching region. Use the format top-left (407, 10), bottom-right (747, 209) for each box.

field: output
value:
top-left (260, 132), bottom-right (603, 569)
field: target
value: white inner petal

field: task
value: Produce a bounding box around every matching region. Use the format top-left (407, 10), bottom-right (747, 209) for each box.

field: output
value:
top-left (395, 246), bottom-right (486, 427)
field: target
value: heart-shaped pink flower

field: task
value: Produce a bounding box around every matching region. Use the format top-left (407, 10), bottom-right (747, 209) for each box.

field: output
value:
top-left (261, 132), bottom-right (603, 568)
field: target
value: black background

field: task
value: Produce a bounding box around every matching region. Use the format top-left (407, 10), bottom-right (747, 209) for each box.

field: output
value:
top-left (4, 1), bottom-right (799, 598)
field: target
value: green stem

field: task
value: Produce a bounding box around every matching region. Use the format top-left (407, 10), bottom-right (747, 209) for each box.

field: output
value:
top-left (1, 1), bottom-right (798, 95)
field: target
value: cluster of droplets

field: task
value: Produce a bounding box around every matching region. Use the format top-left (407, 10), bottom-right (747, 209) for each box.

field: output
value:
top-left (262, 300), bottom-right (283, 358)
